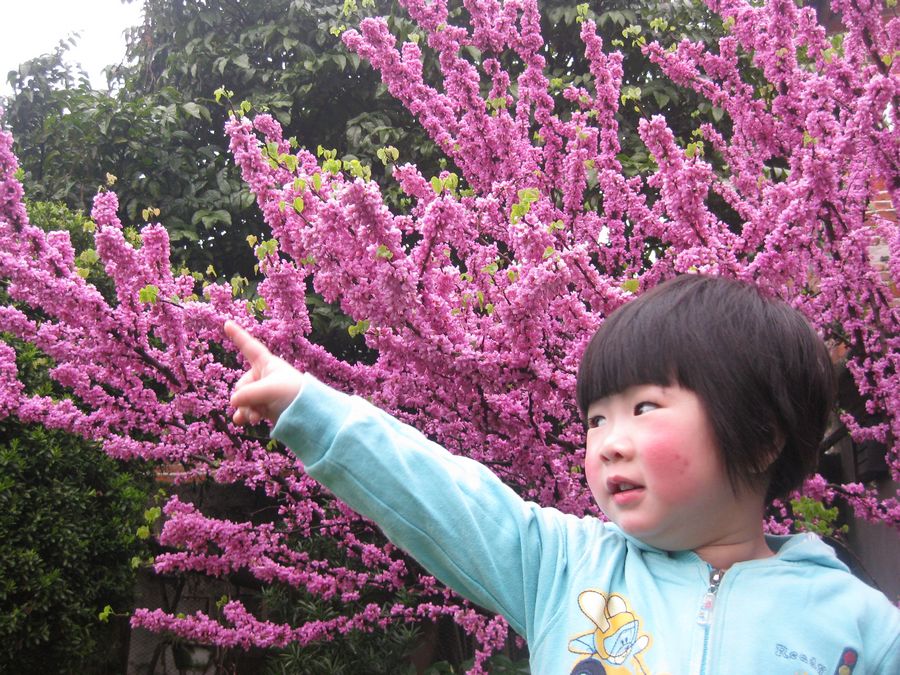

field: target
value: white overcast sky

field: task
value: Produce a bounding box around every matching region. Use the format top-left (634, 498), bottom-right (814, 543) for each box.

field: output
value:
top-left (0, 0), bottom-right (144, 97)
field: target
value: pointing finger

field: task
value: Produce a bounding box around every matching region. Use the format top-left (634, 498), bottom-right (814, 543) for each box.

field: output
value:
top-left (224, 320), bottom-right (270, 367)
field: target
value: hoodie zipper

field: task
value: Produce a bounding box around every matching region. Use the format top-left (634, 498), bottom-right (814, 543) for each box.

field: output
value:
top-left (697, 568), bottom-right (724, 625)
top-left (692, 568), bottom-right (724, 675)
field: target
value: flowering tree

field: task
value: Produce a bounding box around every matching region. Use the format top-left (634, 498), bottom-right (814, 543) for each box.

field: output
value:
top-left (1, 0), bottom-right (897, 669)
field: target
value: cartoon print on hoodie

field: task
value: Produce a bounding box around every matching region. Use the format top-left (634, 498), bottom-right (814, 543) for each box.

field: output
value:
top-left (568, 591), bottom-right (652, 674)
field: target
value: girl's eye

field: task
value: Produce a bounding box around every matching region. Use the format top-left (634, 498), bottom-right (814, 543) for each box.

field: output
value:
top-left (587, 415), bottom-right (606, 429)
top-left (634, 401), bottom-right (658, 415)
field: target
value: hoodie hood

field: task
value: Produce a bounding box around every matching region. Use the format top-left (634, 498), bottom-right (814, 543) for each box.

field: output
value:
top-left (766, 532), bottom-right (850, 571)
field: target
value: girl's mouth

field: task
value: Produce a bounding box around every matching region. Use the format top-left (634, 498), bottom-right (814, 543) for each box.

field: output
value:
top-left (607, 478), bottom-right (645, 504)
top-left (607, 478), bottom-right (642, 494)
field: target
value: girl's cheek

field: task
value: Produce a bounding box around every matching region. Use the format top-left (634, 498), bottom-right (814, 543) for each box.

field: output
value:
top-left (643, 445), bottom-right (694, 504)
top-left (583, 451), bottom-right (610, 506)
top-left (584, 462), bottom-right (602, 497)
top-left (641, 437), bottom-right (691, 479)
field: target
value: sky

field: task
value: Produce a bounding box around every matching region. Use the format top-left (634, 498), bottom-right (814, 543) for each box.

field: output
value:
top-left (0, 0), bottom-right (144, 97)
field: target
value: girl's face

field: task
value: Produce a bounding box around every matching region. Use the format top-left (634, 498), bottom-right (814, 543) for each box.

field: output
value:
top-left (584, 383), bottom-right (768, 555)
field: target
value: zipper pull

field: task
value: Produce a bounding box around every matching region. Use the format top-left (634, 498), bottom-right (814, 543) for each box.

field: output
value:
top-left (697, 568), bottom-right (724, 626)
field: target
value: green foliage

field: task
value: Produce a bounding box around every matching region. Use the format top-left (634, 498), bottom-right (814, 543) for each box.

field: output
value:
top-left (790, 496), bottom-right (849, 538)
top-left (260, 584), bottom-right (421, 674)
top-left (1, 56), bottom-right (197, 264)
top-left (423, 654), bottom-right (531, 674)
top-left (0, 419), bottom-right (153, 673)
top-left (3, 0), bottom-right (435, 278)
top-left (510, 187), bottom-right (540, 224)
top-left (139, 284), bottom-right (160, 304)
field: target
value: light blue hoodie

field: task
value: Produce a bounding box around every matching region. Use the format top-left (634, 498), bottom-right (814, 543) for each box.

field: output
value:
top-left (273, 375), bottom-right (900, 674)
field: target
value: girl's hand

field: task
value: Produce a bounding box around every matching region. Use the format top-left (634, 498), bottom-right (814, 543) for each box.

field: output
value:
top-left (224, 320), bottom-right (304, 426)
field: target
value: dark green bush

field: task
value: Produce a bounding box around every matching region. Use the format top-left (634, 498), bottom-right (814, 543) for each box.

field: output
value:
top-left (0, 419), bottom-right (153, 673)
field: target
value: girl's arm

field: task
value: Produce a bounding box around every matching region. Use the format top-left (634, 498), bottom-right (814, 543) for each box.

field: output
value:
top-left (224, 321), bottom-right (574, 641)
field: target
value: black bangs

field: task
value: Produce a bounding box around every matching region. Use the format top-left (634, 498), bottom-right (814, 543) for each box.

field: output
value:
top-left (576, 295), bottom-right (681, 415)
top-left (577, 275), bottom-right (755, 415)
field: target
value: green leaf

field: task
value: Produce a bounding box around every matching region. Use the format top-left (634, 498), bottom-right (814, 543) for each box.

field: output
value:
top-left (293, 197), bottom-right (305, 214)
top-left (348, 319), bottom-right (370, 337)
top-left (138, 285), bottom-right (160, 304)
top-left (77, 248), bottom-right (99, 265)
top-left (231, 275), bottom-right (248, 296)
top-left (233, 54), bottom-right (251, 69)
top-left (375, 244), bottom-right (394, 260)
top-left (510, 203), bottom-right (528, 223)
top-left (141, 206), bottom-right (161, 221)
top-left (621, 278), bottom-right (639, 293)
top-left (181, 102), bottom-right (202, 119)
top-left (256, 239), bottom-right (279, 260)
top-left (652, 91), bottom-right (671, 108)
top-left (481, 261), bottom-right (499, 275)
top-left (620, 85), bottom-right (642, 104)
top-left (517, 187), bottom-right (539, 203)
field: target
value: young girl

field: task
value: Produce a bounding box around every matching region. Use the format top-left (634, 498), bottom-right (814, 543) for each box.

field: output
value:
top-left (226, 274), bottom-right (899, 674)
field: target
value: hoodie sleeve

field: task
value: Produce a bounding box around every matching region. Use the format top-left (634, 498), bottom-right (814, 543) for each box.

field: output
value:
top-left (270, 374), bottom-right (575, 640)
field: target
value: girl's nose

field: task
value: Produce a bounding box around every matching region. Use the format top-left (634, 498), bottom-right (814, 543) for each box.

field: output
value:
top-left (597, 428), bottom-right (634, 463)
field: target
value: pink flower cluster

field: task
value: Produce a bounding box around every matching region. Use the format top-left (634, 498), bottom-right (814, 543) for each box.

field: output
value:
top-left (1, 0), bottom-right (898, 670)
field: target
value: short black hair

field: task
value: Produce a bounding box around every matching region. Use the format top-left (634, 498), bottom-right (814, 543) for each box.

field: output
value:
top-left (576, 274), bottom-right (835, 501)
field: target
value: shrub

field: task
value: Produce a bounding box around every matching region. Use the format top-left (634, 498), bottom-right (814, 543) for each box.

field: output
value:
top-left (0, 419), bottom-right (153, 673)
